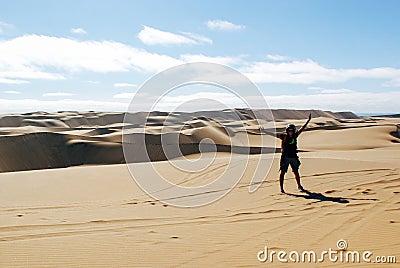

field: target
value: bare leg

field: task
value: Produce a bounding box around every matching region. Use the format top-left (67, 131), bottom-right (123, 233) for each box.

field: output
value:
top-left (293, 170), bottom-right (304, 191)
top-left (279, 171), bottom-right (285, 193)
top-left (293, 170), bottom-right (301, 186)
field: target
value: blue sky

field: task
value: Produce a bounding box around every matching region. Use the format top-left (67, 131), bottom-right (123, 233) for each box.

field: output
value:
top-left (0, 0), bottom-right (399, 113)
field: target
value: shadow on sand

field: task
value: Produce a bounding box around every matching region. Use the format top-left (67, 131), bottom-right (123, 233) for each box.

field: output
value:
top-left (286, 190), bottom-right (379, 204)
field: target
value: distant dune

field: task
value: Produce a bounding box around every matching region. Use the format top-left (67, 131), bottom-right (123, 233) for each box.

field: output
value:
top-left (0, 109), bottom-right (364, 173)
top-left (373, 114), bottom-right (400, 118)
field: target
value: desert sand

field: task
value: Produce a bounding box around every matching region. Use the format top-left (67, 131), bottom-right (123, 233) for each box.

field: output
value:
top-left (0, 110), bottom-right (399, 267)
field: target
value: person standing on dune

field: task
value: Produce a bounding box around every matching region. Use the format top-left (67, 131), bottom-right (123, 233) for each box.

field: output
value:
top-left (276, 114), bottom-right (311, 193)
top-left (250, 110), bottom-right (312, 193)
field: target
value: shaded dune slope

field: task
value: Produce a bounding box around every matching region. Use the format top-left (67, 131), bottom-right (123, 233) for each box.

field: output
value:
top-left (0, 109), bottom-right (386, 173)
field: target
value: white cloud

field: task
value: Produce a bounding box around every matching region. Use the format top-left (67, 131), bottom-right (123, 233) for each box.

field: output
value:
top-left (0, 70), bottom-right (65, 82)
top-left (3, 90), bottom-right (21, 94)
top-left (43, 92), bottom-right (75, 97)
top-left (180, 32), bottom-right (213, 44)
top-left (241, 59), bottom-right (400, 84)
top-left (180, 54), bottom-right (243, 66)
top-left (1, 34), bottom-right (400, 89)
top-left (70, 28), bottom-right (87, 34)
top-left (143, 90), bottom-right (400, 114)
top-left (0, 34), bottom-right (182, 83)
top-left (154, 92), bottom-right (242, 111)
top-left (114, 83), bottom-right (137, 88)
top-left (138, 26), bottom-right (211, 46)
top-left (206, 20), bottom-right (245, 31)
top-left (308, 87), bottom-right (354, 94)
top-left (0, 21), bottom-right (13, 34)
top-left (0, 98), bottom-right (129, 113)
top-left (113, 92), bottom-right (136, 99)
top-left (265, 91), bottom-right (400, 113)
top-left (1, 90), bottom-right (399, 113)
top-left (0, 77), bottom-right (29, 84)
top-left (383, 77), bottom-right (400, 87)
top-left (266, 54), bottom-right (291, 61)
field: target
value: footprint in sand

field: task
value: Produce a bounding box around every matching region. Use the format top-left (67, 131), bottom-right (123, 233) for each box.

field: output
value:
top-left (125, 201), bottom-right (138, 205)
top-left (361, 188), bottom-right (375, 195)
top-left (325, 190), bottom-right (337, 194)
top-left (349, 187), bottom-right (362, 191)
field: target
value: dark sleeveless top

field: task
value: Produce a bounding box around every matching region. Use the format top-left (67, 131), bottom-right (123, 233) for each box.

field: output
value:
top-left (280, 133), bottom-right (298, 157)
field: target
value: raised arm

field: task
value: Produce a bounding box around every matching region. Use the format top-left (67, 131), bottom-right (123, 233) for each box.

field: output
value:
top-left (297, 113), bottom-right (312, 136)
top-left (259, 126), bottom-right (283, 138)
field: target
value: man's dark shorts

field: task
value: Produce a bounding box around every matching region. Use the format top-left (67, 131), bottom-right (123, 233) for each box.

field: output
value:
top-left (280, 155), bottom-right (301, 173)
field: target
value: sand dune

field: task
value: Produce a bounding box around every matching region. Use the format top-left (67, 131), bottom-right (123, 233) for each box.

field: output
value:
top-left (0, 110), bottom-right (399, 267)
top-left (0, 124), bottom-right (399, 266)
top-left (0, 109), bottom-right (361, 173)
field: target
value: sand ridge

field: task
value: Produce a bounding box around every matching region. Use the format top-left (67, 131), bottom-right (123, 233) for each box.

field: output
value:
top-left (0, 109), bottom-right (367, 173)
